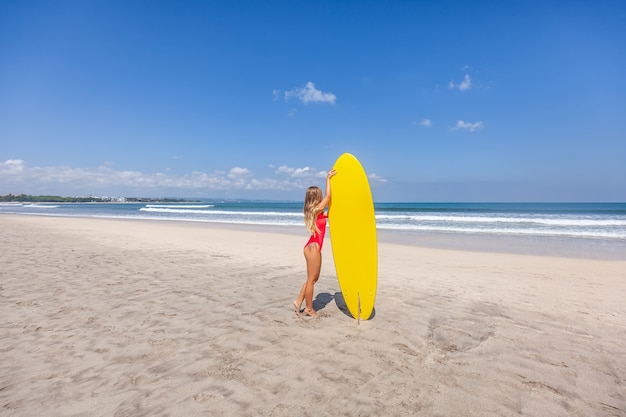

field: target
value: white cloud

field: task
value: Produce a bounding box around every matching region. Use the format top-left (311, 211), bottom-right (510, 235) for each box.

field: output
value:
top-left (449, 74), bottom-right (472, 91)
top-left (0, 159), bottom-right (25, 174)
top-left (420, 119), bottom-right (432, 127)
top-left (227, 167), bottom-right (251, 178)
top-left (368, 173), bottom-right (387, 183)
top-left (284, 82), bottom-right (336, 104)
top-left (0, 160), bottom-right (339, 197)
top-left (291, 167), bottom-right (314, 178)
top-left (275, 165), bottom-right (326, 179)
top-left (451, 120), bottom-right (483, 132)
top-left (275, 165), bottom-right (292, 174)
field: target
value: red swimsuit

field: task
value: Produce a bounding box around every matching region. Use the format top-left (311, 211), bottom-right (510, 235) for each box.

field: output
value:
top-left (305, 212), bottom-right (327, 250)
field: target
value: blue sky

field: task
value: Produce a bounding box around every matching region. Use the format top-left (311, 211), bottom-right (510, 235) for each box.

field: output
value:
top-left (1, 1), bottom-right (625, 202)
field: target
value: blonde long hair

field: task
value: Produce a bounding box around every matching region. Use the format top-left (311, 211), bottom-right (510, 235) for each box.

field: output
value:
top-left (303, 186), bottom-right (323, 235)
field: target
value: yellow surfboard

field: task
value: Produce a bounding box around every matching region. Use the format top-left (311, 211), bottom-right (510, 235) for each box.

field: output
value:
top-left (329, 153), bottom-right (378, 321)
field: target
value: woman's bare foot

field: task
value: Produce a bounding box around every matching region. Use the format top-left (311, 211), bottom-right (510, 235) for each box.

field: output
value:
top-left (303, 308), bottom-right (319, 318)
top-left (293, 300), bottom-right (302, 315)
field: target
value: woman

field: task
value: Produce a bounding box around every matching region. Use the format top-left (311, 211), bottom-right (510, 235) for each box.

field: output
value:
top-left (293, 169), bottom-right (336, 317)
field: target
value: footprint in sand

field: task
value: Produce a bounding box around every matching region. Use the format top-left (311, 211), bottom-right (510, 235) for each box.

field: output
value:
top-left (194, 392), bottom-right (218, 403)
top-left (394, 343), bottom-right (419, 356)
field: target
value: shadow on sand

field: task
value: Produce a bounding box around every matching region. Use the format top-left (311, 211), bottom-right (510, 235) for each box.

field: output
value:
top-left (320, 291), bottom-right (376, 320)
top-left (312, 292), bottom-right (335, 312)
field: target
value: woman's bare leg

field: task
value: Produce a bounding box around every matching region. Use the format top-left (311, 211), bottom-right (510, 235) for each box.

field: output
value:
top-left (294, 278), bottom-right (307, 315)
top-left (301, 243), bottom-right (322, 317)
top-left (293, 282), bottom-right (305, 314)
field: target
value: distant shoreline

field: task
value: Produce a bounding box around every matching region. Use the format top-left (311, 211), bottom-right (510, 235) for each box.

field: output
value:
top-left (0, 194), bottom-right (199, 204)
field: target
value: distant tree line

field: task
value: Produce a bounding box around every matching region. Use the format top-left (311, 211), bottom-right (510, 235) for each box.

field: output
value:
top-left (0, 194), bottom-right (102, 203)
top-left (0, 194), bottom-right (194, 203)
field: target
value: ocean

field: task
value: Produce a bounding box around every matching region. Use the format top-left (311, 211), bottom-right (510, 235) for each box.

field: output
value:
top-left (2, 201), bottom-right (625, 258)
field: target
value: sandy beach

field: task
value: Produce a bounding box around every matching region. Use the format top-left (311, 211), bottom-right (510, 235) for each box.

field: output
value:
top-left (1, 214), bottom-right (625, 416)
